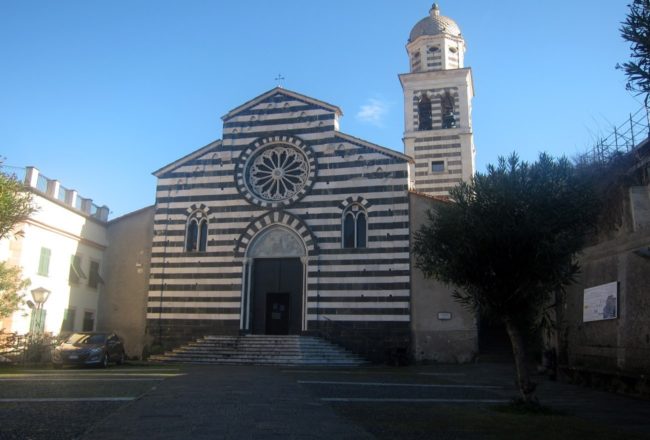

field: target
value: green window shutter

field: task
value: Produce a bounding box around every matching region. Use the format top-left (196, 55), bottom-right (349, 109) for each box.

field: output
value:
top-left (69, 255), bottom-right (83, 284)
top-left (37, 248), bottom-right (51, 276)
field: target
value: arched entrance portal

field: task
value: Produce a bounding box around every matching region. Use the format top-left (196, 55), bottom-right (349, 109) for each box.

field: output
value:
top-left (241, 225), bottom-right (307, 335)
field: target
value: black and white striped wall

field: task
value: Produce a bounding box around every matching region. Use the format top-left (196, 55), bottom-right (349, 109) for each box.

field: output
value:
top-left (400, 68), bottom-right (476, 197)
top-left (146, 88), bottom-right (412, 359)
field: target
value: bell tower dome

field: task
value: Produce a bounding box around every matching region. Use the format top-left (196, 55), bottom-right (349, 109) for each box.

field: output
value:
top-left (407, 3), bottom-right (466, 72)
top-left (400, 3), bottom-right (475, 196)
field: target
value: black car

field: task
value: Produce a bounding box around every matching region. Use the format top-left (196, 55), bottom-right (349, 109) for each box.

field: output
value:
top-left (52, 332), bottom-right (125, 368)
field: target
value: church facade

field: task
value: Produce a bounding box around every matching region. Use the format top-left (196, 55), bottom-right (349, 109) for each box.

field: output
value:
top-left (139, 4), bottom-right (477, 361)
top-left (147, 89), bottom-right (414, 359)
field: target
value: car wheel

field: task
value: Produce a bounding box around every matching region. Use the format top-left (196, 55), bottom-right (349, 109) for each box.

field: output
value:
top-left (101, 353), bottom-right (109, 368)
top-left (116, 351), bottom-right (125, 366)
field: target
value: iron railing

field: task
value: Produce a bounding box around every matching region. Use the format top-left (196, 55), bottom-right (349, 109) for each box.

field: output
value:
top-left (0, 332), bottom-right (60, 364)
top-left (1, 165), bottom-right (26, 182)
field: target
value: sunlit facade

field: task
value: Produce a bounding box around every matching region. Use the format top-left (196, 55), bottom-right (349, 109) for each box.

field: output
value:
top-left (0, 167), bottom-right (109, 336)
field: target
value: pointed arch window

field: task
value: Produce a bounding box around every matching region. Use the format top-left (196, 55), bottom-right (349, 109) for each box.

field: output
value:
top-left (342, 204), bottom-right (367, 249)
top-left (441, 91), bottom-right (456, 129)
top-left (186, 212), bottom-right (208, 252)
top-left (418, 94), bottom-right (433, 130)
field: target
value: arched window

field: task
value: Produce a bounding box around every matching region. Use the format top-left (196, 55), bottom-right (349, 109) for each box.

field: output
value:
top-left (199, 219), bottom-right (208, 251)
top-left (418, 94), bottom-right (433, 130)
top-left (342, 204), bottom-right (367, 249)
top-left (186, 221), bottom-right (198, 251)
top-left (441, 91), bottom-right (456, 129)
top-left (186, 212), bottom-right (208, 252)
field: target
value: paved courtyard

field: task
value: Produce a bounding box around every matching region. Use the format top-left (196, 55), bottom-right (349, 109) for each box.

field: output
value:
top-left (0, 362), bottom-right (648, 439)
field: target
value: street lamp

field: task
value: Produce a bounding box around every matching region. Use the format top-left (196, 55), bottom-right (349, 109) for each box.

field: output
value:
top-left (31, 287), bottom-right (51, 307)
top-left (29, 287), bottom-right (51, 335)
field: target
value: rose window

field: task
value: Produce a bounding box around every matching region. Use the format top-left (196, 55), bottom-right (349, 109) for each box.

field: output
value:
top-left (235, 137), bottom-right (316, 208)
top-left (248, 146), bottom-right (309, 201)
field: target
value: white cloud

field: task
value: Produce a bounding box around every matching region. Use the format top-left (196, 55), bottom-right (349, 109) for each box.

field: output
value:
top-left (356, 98), bottom-right (389, 127)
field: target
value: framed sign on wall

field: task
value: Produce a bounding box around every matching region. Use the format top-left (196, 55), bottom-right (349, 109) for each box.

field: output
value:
top-left (583, 281), bottom-right (618, 322)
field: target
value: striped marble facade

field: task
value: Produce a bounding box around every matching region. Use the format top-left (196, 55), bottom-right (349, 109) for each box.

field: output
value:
top-left (146, 88), bottom-right (412, 357)
top-left (425, 45), bottom-right (443, 70)
top-left (411, 87), bottom-right (459, 131)
top-left (401, 3), bottom-right (475, 199)
top-left (410, 45), bottom-right (445, 72)
top-left (409, 87), bottom-right (465, 196)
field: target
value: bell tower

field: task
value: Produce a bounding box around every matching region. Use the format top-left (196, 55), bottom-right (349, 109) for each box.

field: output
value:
top-left (400, 3), bottom-right (475, 196)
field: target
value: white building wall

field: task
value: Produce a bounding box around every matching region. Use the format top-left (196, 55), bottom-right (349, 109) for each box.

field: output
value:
top-left (0, 170), bottom-right (108, 336)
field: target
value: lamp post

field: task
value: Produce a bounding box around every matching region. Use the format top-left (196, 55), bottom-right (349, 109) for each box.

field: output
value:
top-left (29, 287), bottom-right (51, 335)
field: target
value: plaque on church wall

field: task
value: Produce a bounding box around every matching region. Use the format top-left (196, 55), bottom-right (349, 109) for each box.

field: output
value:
top-left (583, 281), bottom-right (618, 322)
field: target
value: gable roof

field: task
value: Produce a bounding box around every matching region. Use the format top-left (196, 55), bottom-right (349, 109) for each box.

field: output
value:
top-left (152, 139), bottom-right (222, 177)
top-left (335, 132), bottom-right (413, 163)
top-left (154, 88), bottom-right (409, 177)
top-left (221, 87), bottom-right (342, 121)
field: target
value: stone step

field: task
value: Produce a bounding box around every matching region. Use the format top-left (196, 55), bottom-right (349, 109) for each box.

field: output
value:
top-left (172, 348), bottom-right (362, 356)
top-left (194, 340), bottom-right (327, 346)
top-left (176, 345), bottom-right (356, 353)
top-left (165, 352), bottom-right (363, 362)
top-left (151, 354), bottom-right (362, 362)
top-left (163, 354), bottom-right (365, 362)
top-left (150, 335), bottom-right (368, 366)
top-left (184, 342), bottom-right (354, 347)
top-left (149, 356), bottom-right (363, 366)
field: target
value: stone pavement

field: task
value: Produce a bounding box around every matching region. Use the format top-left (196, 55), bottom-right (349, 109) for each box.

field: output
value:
top-left (294, 362), bottom-right (650, 438)
top-left (80, 365), bottom-right (374, 440)
top-left (78, 362), bottom-right (650, 439)
top-left (432, 362), bottom-right (650, 435)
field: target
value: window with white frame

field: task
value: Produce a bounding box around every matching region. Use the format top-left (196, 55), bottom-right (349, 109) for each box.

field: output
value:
top-left (186, 211), bottom-right (208, 252)
top-left (342, 204), bottom-right (367, 249)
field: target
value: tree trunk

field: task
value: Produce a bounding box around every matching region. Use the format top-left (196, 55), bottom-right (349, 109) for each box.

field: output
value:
top-left (504, 318), bottom-right (536, 403)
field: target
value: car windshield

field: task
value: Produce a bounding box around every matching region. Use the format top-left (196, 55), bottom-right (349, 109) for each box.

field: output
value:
top-left (65, 333), bottom-right (107, 345)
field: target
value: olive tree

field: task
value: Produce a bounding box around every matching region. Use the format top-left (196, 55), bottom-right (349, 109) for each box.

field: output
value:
top-left (0, 165), bottom-right (35, 318)
top-left (413, 153), bottom-right (599, 403)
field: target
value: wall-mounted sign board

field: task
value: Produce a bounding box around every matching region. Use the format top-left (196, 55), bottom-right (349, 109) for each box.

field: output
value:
top-left (583, 281), bottom-right (618, 322)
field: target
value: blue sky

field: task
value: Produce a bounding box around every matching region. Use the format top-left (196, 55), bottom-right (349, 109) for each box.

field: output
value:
top-left (0, 1), bottom-right (641, 218)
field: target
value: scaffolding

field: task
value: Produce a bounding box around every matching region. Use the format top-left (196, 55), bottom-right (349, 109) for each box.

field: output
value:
top-left (585, 106), bottom-right (650, 164)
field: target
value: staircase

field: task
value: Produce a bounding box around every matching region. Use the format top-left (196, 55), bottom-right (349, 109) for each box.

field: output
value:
top-left (149, 335), bottom-right (368, 367)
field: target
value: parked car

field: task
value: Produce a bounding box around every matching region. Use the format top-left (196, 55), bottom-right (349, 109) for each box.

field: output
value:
top-left (52, 332), bottom-right (125, 368)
